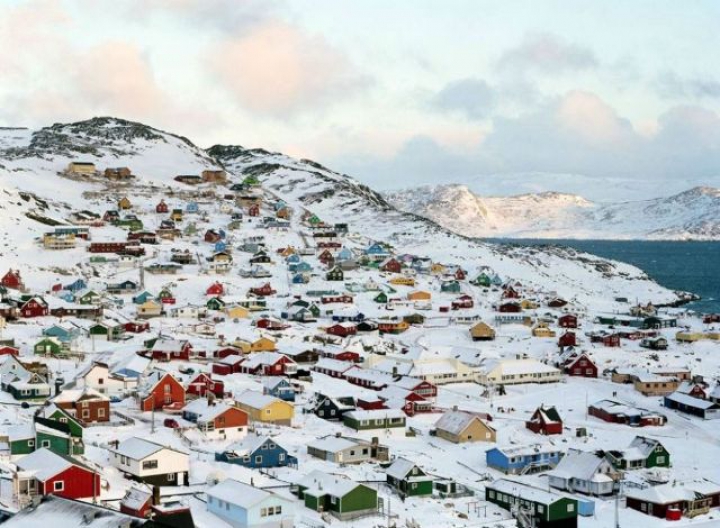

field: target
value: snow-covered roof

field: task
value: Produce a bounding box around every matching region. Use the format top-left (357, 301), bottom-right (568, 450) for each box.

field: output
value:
top-left (235, 390), bottom-right (283, 410)
top-left (344, 409), bottom-right (406, 421)
top-left (16, 448), bottom-right (78, 481)
top-left (489, 478), bottom-right (567, 505)
top-left (549, 450), bottom-right (608, 481)
top-left (386, 457), bottom-right (420, 480)
top-left (112, 437), bottom-right (185, 460)
top-left (223, 435), bottom-right (274, 456)
top-left (296, 470), bottom-right (361, 497)
top-left (207, 479), bottom-right (277, 508)
top-left (307, 436), bottom-right (362, 453)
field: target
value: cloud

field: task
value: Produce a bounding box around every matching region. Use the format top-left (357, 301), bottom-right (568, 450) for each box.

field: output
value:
top-left (339, 92), bottom-right (720, 195)
top-left (497, 32), bottom-right (598, 74)
top-left (655, 72), bottom-right (720, 100)
top-left (429, 78), bottom-right (496, 120)
top-left (206, 21), bottom-right (368, 116)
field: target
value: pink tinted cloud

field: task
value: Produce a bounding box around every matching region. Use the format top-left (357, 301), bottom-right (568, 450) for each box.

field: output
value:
top-left (556, 90), bottom-right (633, 146)
top-left (207, 21), bottom-right (368, 116)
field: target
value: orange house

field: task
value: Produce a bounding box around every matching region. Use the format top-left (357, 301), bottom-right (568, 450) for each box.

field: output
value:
top-left (140, 373), bottom-right (185, 412)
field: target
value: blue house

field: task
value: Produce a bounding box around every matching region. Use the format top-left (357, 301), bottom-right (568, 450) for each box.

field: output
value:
top-left (215, 435), bottom-right (297, 468)
top-left (214, 241), bottom-right (227, 253)
top-left (206, 479), bottom-right (295, 528)
top-left (486, 445), bottom-right (564, 475)
top-left (132, 291), bottom-right (154, 305)
top-left (295, 261), bottom-right (312, 273)
top-left (42, 324), bottom-right (80, 343)
top-left (336, 247), bottom-right (353, 262)
top-left (365, 243), bottom-right (390, 258)
top-left (286, 254), bottom-right (300, 265)
top-left (263, 378), bottom-right (296, 402)
top-left (186, 201), bottom-right (199, 213)
top-left (292, 273), bottom-right (308, 284)
top-left (64, 278), bottom-right (87, 292)
top-left (58, 291), bottom-right (76, 303)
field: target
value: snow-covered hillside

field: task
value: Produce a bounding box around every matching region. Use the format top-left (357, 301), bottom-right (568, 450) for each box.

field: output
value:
top-left (385, 184), bottom-right (720, 240)
top-left (0, 118), bottom-right (681, 307)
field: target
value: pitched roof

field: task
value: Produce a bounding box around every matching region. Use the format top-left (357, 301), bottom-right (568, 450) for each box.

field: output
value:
top-left (16, 449), bottom-right (90, 482)
top-left (207, 479), bottom-right (281, 509)
top-left (112, 437), bottom-right (186, 460)
top-left (435, 410), bottom-right (490, 435)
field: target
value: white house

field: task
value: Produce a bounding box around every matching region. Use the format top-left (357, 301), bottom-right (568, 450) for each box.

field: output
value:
top-left (478, 359), bottom-right (563, 385)
top-left (548, 450), bottom-right (618, 496)
top-left (110, 437), bottom-right (189, 486)
top-left (77, 358), bottom-right (148, 397)
top-left (206, 479), bottom-right (295, 528)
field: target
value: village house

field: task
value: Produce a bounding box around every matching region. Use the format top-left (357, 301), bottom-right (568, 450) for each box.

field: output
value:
top-left (469, 321), bottom-right (496, 341)
top-left (110, 437), bottom-right (189, 486)
top-left (486, 479), bottom-right (581, 526)
top-left (234, 390), bottom-right (294, 425)
top-left (486, 445), bottom-right (564, 475)
top-left (604, 436), bottom-right (671, 470)
top-left (625, 479), bottom-right (720, 519)
top-left (15, 449), bottom-right (101, 501)
top-left (238, 352), bottom-right (297, 376)
top-left (548, 450), bottom-right (619, 496)
top-left (147, 338), bottom-right (192, 361)
top-left (386, 458), bottom-right (434, 498)
top-left (478, 359), bottom-right (563, 385)
top-left (558, 351), bottom-right (598, 378)
top-left (206, 479), bottom-right (295, 528)
top-left (526, 405), bottom-right (564, 435)
top-left (52, 388), bottom-right (110, 424)
top-left (307, 435), bottom-right (388, 464)
top-left (138, 372), bottom-right (185, 412)
top-left (588, 399), bottom-right (667, 427)
top-left (182, 399), bottom-right (249, 440)
top-left (294, 470), bottom-right (380, 521)
top-left (66, 161), bottom-right (96, 175)
top-left (342, 409), bottom-right (407, 435)
top-left (215, 435), bottom-right (297, 469)
top-left (435, 409), bottom-right (496, 443)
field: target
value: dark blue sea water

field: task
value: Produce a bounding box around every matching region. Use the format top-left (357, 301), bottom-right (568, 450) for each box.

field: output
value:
top-left (490, 239), bottom-right (720, 314)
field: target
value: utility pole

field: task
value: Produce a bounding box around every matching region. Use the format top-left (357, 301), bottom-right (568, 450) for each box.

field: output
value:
top-left (151, 393), bottom-right (156, 434)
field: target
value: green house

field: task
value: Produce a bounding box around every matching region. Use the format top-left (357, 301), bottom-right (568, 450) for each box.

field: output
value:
top-left (486, 479), bottom-right (578, 528)
top-left (78, 290), bottom-right (101, 305)
top-left (114, 218), bottom-right (144, 231)
top-left (295, 470), bottom-right (379, 521)
top-left (4, 371), bottom-right (52, 401)
top-left (0, 424), bottom-right (36, 455)
top-left (386, 458), bottom-right (434, 498)
top-left (243, 174), bottom-right (261, 186)
top-left (343, 410), bottom-right (407, 432)
top-left (206, 297), bottom-right (226, 311)
top-left (472, 273), bottom-right (492, 287)
top-left (374, 291), bottom-right (388, 304)
top-left (307, 214), bottom-right (322, 226)
top-left (33, 337), bottom-right (64, 357)
top-left (440, 281), bottom-right (461, 293)
top-left (35, 405), bottom-right (84, 455)
top-left (88, 321), bottom-right (125, 341)
top-left (606, 436), bottom-right (670, 470)
top-left (326, 266), bottom-right (344, 282)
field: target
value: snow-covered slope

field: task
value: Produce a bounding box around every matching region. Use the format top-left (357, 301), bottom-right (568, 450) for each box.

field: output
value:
top-left (385, 184), bottom-right (720, 240)
top-left (0, 118), bottom-right (681, 308)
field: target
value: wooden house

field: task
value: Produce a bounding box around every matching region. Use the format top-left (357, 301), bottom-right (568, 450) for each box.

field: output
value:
top-left (470, 321), bottom-right (495, 341)
top-left (53, 388), bottom-right (110, 424)
top-left (138, 372), bottom-right (185, 412)
top-left (234, 391), bottom-right (294, 425)
top-left (386, 458), bottom-right (434, 498)
top-left (205, 479), bottom-right (295, 528)
top-left (294, 470), bottom-right (379, 521)
top-left (548, 450), bottom-right (619, 497)
top-left (215, 435), bottom-right (297, 469)
top-left (15, 449), bottom-right (101, 500)
top-left (526, 405), bottom-right (563, 435)
top-left (486, 445), bottom-right (564, 475)
top-left (588, 399), bottom-right (666, 426)
top-left (558, 314), bottom-right (578, 328)
top-left (435, 410), bottom-right (496, 443)
top-left (110, 437), bottom-right (189, 486)
top-left (182, 400), bottom-right (248, 440)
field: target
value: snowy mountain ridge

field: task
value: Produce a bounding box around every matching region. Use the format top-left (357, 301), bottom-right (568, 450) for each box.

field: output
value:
top-left (384, 184), bottom-right (720, 240)
top-left (0, 117), bottom-right (683, 307)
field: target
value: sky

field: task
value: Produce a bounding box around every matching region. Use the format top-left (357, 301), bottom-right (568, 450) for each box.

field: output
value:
top-left (1, 0), bottom-right (720, 201)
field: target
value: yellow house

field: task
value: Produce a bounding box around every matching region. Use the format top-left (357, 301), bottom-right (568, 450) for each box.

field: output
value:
top-left (137, 299), bottom-right (163, 318)
top-left (43, 233), bottom-right (76, 250)
top-left (66, 161), bottom-right (96, 175)
top-left (234, 391), bottom-right (294, 425)
top-left (280, 246), bottom-right (296, 257)
top-left (250, 337), bottom-right (277, 352)
top-left (226, 305), bottom-right (250, 319)
top-left (521, 299), bottom-right (539, 310)
top-left (532, 323), bottom-right (557, 338)
top-left (407, 290), bottom-right (431, 301)
top-left (470, 322), bottom-right (496, 341)
top-left (435, 410), bottom-right (496, 443)
top-left (170, 209), bottom-right (183, 222)
top-left (676, 331), bottom-right (704, 343)
top-left (230, 339), bottom-right (252, 353)
top-left (430, 263), bottom-right (446, 275)
top-left (389, 276), bottom-right (415, 287)
top-left (118, 197), bottom-right (132, 210)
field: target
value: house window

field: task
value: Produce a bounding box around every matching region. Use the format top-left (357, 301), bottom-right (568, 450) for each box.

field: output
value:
top-left (98, 408), bottom-right (106, 417)
top-left (82, 409), bottom-right (90, 419)
top-left (656, 456), bottom-right (665, 464)
top-left (640, 503), bottom-right (647, 512)
top-left (488, 491), bottom-right (495, 499)
top-left (330, 496), bottom-right (337, 505)
top-left (41, 440), bottom-right (50, 448)
top-left (538, 505), bottom-right (544, 514)
top-left (255, 455), bottom-right (263, 464)
top-left (279, 453), bottom-right (285, 462)
top-left (53, 481), bottom-right (64, 491)
top-left (142, 460), bottom-right (158, 470)
top-left (28, 440), bottom-right (35, 447)
top-left (275, 506), bottom-right (282, 514)
top-left (167, 473), bottom-right (176, 481)
top-left (567, 504), bottom-right (574, 512)
top-left (261, 508), bottom-right (267, 517)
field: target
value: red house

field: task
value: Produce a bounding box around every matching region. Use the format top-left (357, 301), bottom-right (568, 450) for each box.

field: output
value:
top-left (16, 449), bottom-right (101, 500)
top-left (380, 258), bottom-right (402, 273)
top-left (451, 295), bottom-right (474, 310)
top-left (590, 333), bottom-right (621, 347)
top-left (0, 346), bottom-right (19, 356)
top-left (124, 320), bottom-right (150, 333)
top-left (547, 298), bottom-right (568, 308)
top-left (502, 287), bottom-right (520, 299)
top-left (454, 268), bottom-right (466, 281)
top-left (148, 339), bottom-right (192, 361)
top-left (318, 249), bottom-right (335, 266)
top-left (321, 294), bottom-right (353, 304)
top-left (120, 487), bottom-right (152, 518)
top-left (248, 204), bottom-right (260, 217)
top-left (186, 372), bottom-right (225, 398)
top-left (255, 317), bottom-right (290, 331)
top-left (239, 352), bottom-right (297, 376)
top-left (558, 314), bottom-right (578, 328)
top-left (212, 355), bottom-right (245, 376)
top-left (498, 302), bottom-right (522, 313)
top-left (1, 269), bottom-right (24, 290)
top-left (322, 349), bottom-right (361, 363)
top-left (20, 297), bottom-right (49, 318)
top-left (249, 283), bottom-right (276, 297)
top-left (214, 346), bottom-right (245, 359)
top-left (393, 377), bottom-right (438, 399)
top-left (204, 229), bottom-right (222, 243)
top-left (156, 200), bottom-right (169, 213)
top-left (564, 353), bottom-right (598, 378)
top-left (139, 373), bottom-right (185, 412)
top-left (526, 405), bottom-right (563, 435)
top-left (206, 282), bottom-right (224, 296)
top-left (558, 331), bottom-right (577, 348)
top-left (355, 396), bottom-right (388, 410)
top-left (326, 323), bottom-right (358, 338)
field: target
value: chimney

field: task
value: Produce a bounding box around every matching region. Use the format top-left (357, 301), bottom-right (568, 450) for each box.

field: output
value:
top-left (54, 378), bottom-right (64, 396)
top-left (452, 405), bottom-right (458, 412)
